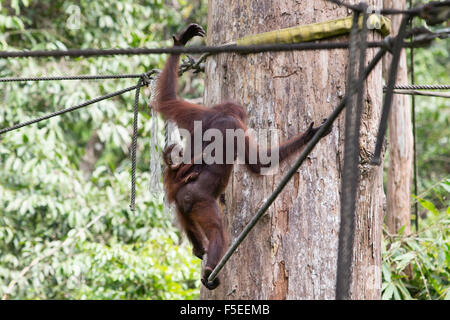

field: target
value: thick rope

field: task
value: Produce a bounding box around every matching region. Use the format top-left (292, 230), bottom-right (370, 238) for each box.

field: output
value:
top-left (0, 73), bottom-right (147, 82)
top-left (390, 89), bottom-right (450, 98)
top-left (0, 39), bottom-right (435, 59)
top-left (410, 0), bottom-right (420, 231)
top-left (389, 84), bottom-right (450, 90)
top-left (326, 0), bottom-right (425, 15)
top-left (0, 83), bottom-right (145, 135)
top-left (129, 77), bottom-right (145, 211)
top-left (335, 8), bottom-right (368, 300)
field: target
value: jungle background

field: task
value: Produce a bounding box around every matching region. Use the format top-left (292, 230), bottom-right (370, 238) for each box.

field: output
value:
top-left (0, 0), bottom-right (448, 299)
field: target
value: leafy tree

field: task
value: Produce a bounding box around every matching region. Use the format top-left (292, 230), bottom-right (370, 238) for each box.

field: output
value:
top-left (382, 200), bottom-right (449, 300)
top-left (0, 0), bottom-right (207, 299)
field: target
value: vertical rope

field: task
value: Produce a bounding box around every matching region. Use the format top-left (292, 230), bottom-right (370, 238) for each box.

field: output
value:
top-left (336, 8), bottom-right (367, 300)
top-left (129, 78), bottom-right (142, 211)
top-left (410, 0), bottom-right (419, 231)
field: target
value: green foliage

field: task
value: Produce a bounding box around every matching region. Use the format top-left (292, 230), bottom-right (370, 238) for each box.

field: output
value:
top-left (382, 35), bottom-right (449, 299)
top-left (382, 199), bottom-right (449, 300)
top-left (0, 0), bottom-right (207, 299)
top-left (409, 40), bottom-right (449, 210)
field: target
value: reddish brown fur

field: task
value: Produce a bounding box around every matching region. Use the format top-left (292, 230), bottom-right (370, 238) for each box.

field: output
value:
top-left (155, 24), bottom-right (331, 290)
top-left (162, 143), bottom-right (199, 203)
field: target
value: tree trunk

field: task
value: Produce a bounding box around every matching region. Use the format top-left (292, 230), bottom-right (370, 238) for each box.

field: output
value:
top-left (383, 0), bottom-right (413, 235)
top-left (201, 0), bottom-right (384, 299)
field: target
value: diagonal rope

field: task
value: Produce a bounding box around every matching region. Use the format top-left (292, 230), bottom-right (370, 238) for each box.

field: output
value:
top-left (410, 0), bottom-right (420, 232)
top-left (0, 83), bottom-right (145, 135)
top-left (371, 15), bottom-right (412, 165)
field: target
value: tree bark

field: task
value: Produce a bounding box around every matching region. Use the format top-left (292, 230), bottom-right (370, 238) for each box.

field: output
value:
top-left (383, 0), bottom-right (413, 235)
top-left (201, 0), bottom-right (384, 299)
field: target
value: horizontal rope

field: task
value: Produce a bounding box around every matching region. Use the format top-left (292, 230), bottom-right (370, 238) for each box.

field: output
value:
top-left (0, 55), bottom-right (208, 82)
top-left (0, 39), bottom-right (433, 59)
top-left (391, 90), bottom-right (450, 98)
top-left (0, 41), bottom-right (434, 58)
top-left (0, 70), bottom-right (158, 82)
top-left (388, 84), bottom-right (450, 90)
top-left (0, 42), bottom-right (384, 58)
top-left (325, 0), bottom-right (422, 15)
top-left (326, 0), bottom-right (450, 18)
top-left (0, 74), bottom-right (143, 82)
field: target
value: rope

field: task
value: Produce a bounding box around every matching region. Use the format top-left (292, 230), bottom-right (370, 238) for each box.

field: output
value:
top-left (0, 83), bottom-right (145, 135)
top-left (129, 77), bottom-right (145, 211)
top-left (388, 84), bottom-right (450, 90)
top-left (0, 73), bottom-right (150, 82)
top-left (390, 90), bottom-right (450, 98)
top-left (325, 0), bottom-right (423, 15)
top-left (410, 0), bottom-right (420, 232)
top-left (335, 8), bottom-right (368, 300)
top-left (0, 73), bottom-right (150, 211)
top-left (0, 39), bottom-right (436, 59)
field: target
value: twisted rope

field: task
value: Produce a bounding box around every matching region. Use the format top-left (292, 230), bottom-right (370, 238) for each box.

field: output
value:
top-left (0, 83), bottom-right (145, 135)
top-left (129, 76), bottom-right (147, 211)
top-left (335, 8), bottom-right (368, 300)
top-left (410, 0), bottom-right (420, 232)
top-left (0, 39), bottom-right (435, 59)
top-left (0, 73), bottom-right (147, 82)
top-left (389, 84), bottom-right (450, 90)
top-left (391, 90), bottom-right (450, 98)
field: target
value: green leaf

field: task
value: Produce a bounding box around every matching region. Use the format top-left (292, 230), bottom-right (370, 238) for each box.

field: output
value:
top-left (440, 181), bottom-right (450, 193)
top-left (382, 283), bottom-right (395, 300)
top-left (415, 197), bottom-right (439, 215)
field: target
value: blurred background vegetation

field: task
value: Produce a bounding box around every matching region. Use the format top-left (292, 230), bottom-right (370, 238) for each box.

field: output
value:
top-left (0, 0), bottom-right (448, 299)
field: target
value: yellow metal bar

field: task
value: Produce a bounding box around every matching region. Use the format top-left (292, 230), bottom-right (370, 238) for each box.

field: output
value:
top-left (236, 14), bottom-right (391, 46)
